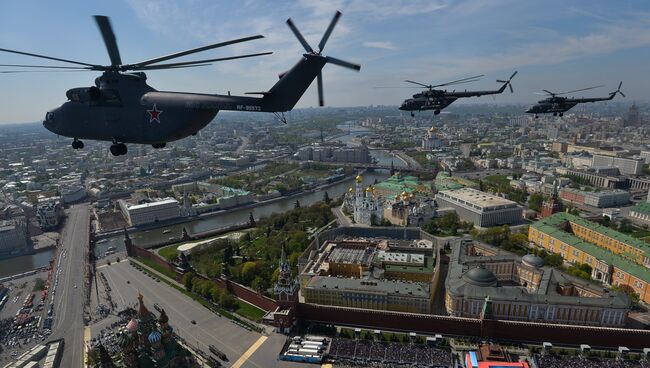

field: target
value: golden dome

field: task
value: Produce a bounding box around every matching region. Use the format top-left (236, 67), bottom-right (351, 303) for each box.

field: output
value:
top-left (348, 187), bottom-right (353, 193)
top-left (401, 191), bottom-right (408, 197)
top-left (428, 126), bottom-right (437, 133)
top-left (395, 195), bottom-right (401, 201)
top-left (365, 187), bottom-right (372, 192)
top-left (355, 175), bottom-right (363, 183)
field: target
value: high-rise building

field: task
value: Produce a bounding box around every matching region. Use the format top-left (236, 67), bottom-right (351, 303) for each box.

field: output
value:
top-left (624, 103), bottom-right (640, 126)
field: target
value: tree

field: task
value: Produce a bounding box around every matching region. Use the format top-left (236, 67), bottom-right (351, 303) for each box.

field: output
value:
top-left (613, 284), bottom-right (640, 305)
top-left (223, 244), bottom-right (234, 266)
top-left (438, 212), bottom-right (460, 234)
top-left (323, 191), bottom-right (331, 204)
top-left (182, 272), bottom-right (195, 290)
top-left (210, 286), bottom-right (223, 302)
top-left (543, 253), bottom-right (563, 267)
top-left (220, 292), bottom-right (238, 310)
top-left (251, 276), bottom-right (266, 292)
top-left (618, 219), bottom-right (633, 233)
top-left (240, 261), bottom-right (258, 284)
top-left (528, 193), bottom-right (544, 212)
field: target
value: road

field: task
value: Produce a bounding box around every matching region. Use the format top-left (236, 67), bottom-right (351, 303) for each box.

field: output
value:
top-left (50, 204), bottom-right (89, 368)
top-left (331, 206), bottom-right (352, 226)
top-left (98, 261), bottom-right (303, 367)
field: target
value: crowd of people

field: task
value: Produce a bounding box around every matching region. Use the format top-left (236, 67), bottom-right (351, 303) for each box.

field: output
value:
top-left (328, 337), bottom-right (452, 367)
top-left (536, 354), bottom-right (649, 368)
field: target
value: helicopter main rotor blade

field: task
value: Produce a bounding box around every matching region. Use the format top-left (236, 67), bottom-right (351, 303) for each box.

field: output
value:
top-left (0, 70), bottom-right (90, 73)
top-left (373, 86), bottom-right (423, 89)
top-left (130, 52), bottom-right (273, 70)
top-left (432, 74), bottom-right (484, 88)
top-left (435, 79), bottom-right (481, 87)
top-left (286, 18), bottom-right (313, 53)
top-left (0, 47), bottom-right (100, 68)
top-left (404, 80), bottom-right (431, 88)
top-left (325, 56), bottom-right (360, 71)
top-left (128, 35), bottom-right (265, 68)
top-left (0, 63), bottom-right (91, 70)
top-left (94, 16), bottom-right (122, 67)
top-left (317, 72), bottom-right (324, 106)
top-left (318, 10), bottom-right (341, 52)
top-left (542, 89), bottom-right (554, 95)
top-left (559, 85), bottom-right (605, 95)
top-left (137, 64), bottom-right (213, 71)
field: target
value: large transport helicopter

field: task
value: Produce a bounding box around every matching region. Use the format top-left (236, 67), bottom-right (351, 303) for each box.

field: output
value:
top-left (384, 71), bottom-right (517, 117)
top-left (0, 12), bottom-right (359, 156)
top-left (526, 82), bottom-right (625, 118)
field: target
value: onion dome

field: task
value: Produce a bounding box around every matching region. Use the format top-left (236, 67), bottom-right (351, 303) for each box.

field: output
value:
top-left (126, 318), bottom-right (138, 332)
top-left (148, 330), bottom-right (162, 344)
top-left (522, 254), bottom-right (544, 268)
top-left (462, 267), bottom-right (498, 287)
top-left (348, 187), bottom-right (353, 193)
top-left (118, 332), bottom-right (133, 348)
top-left (355, 175), bottom-right (363, 183)
top-left (395, 195), bottom-right (401, 201)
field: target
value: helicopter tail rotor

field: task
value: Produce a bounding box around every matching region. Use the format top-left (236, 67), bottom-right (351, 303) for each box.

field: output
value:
top-left (613, 81), bottom-right (625, 98)
top-left (286, 11), bottom-right (360, 106)
top-left (496, 70), bottom-right (517, 93)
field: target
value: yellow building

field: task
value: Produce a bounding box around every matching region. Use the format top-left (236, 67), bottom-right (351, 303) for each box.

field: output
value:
top-left (444, 240), bottom-right (629, 327)
top-left (530, 212), bottom-right (650, 305)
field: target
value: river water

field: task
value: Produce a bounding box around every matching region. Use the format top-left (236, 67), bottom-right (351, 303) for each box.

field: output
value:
top-left (0, 249), bottom-right (55, 278)
top-left (1, 121), bottom-right (393, 274)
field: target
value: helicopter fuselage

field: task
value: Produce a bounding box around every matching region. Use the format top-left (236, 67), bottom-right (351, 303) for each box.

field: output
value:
top-left (42, 72), bottom-right (220, 144)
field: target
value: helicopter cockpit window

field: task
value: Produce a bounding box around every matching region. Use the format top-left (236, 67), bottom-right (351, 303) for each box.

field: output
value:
top-left (100, 89), bottom-right (122, 107)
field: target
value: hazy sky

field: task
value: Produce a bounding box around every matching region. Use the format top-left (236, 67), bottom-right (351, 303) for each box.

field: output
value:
top-left (1, 0), bottom-right (649, 123)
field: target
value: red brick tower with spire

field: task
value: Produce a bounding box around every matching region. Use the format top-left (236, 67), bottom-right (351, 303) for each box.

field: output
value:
top-left (541, 181), bottom-right (563, 218)
top-left (271, 245), bottom-right (299, 332)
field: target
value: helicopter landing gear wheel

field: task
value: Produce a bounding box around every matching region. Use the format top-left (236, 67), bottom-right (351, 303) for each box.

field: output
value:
top-left (559, 112), bottom-right (563, 117)
top-left (434, 110), bottom-right (440, 115)
top-left (71, 140), bottom-right (84, 149)
top-left (553, 112), bottom-right (557, 116)
top-left (110, 143), bottom-right (127, 156)
top-left (410, 112), bottom-right (415, 117)
top-left (152, 143), bottom-right (166, 149)
top-left (535, 115), bottom-right (539, 119)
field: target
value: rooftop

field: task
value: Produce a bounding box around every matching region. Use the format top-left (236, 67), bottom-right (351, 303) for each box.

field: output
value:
top-left (446, 240), bottom-right (629, 308)
top-left (532, 213), bottom-right (650, 282)
top-left (438, 188), bottom-right (518, 210)
top-left (306, 276), bottom-right (430, 298)
top-left (127, 198), bottom-right (179, 211)
top-left (327, 245), bottom-right (375, 266)
top-left (631, 202), bottom-right (650, 216)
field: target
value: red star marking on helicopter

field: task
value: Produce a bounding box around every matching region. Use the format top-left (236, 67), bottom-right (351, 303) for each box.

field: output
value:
top-left (147, 104), bottom-right (163, 123)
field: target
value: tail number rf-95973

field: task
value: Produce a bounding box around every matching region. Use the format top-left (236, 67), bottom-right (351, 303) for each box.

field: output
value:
top-left (236, 105), bottom-right (261, 111)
